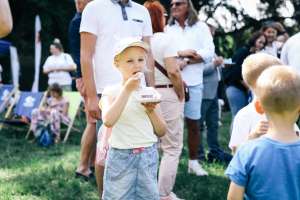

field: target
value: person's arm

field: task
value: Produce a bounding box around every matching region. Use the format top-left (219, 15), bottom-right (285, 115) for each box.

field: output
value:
top-left (0, 0), bottom-right (12, 38)
top-left (248, 120), bottom-right (269, 140)
top-left (143, 103), bottom-right (166, 137)
top-left (227, 182), bottom-right (245, 200)
top-left (43, 57), bottom-right (54, 74)
top-left (56, 65), bottom-right (76, 72)
top-left (190, 22), bottom-right (215, 64)
top-left (62, 101), bottom-right (69, 116)
top-left (203, 56), bottom-right (224, 76)
top-left (43, 68), bottom-right (53, 74)
top-left (164, 57), bottom-right (184, 101)
top-left (80, 32), bottom-right (100, 119)
top-left (142, 36), bottom-right (155, 87)
top-left (102, 73), bottom-right (141, 127)
top-left (56, 54), bottom-right (77, 72)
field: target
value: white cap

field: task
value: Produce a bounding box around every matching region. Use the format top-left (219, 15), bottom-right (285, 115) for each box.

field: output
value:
top-left (113, 37), bottom-right (149, 59)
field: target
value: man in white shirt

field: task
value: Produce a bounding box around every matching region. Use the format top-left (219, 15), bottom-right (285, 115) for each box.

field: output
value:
top-left (80, 0), bottom-right (153, 196)
top-left (165, 0), bottom-right (214, 176)
top-left (280, 32), bottom-right (300, 74)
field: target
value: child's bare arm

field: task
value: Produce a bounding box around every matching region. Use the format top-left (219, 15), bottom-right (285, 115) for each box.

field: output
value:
top-left (143, 103), bottom-right (166, 137)
top-left (248, 120), bottom-right (269, 140)
top-left (102, 88), bottom-right (131, 128)
top-left (102, 74), bottom-right (140, 127)
top-left (62, 102), bottom-right (69, 116)
top-left (227, 182), bottom-right (245, 200)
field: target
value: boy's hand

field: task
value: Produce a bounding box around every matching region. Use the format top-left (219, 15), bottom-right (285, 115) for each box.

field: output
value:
top-left (249, 120), bottom-right (269, 140)
top-left (124, 73), bottom-right (141, 92)
top-left (142, 102), bottom-right (159, 113)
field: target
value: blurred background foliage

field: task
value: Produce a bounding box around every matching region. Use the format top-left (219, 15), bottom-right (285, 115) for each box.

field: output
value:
top-left (0, 0), bottom-right (299, 90)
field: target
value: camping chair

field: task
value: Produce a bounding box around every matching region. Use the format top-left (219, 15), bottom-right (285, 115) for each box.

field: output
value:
top-left (0, 84), bottom-right (17, 115)
top-left (0, 91), bottom-right (46, 132)
top-left (61, 92), bottom-right (82, 143)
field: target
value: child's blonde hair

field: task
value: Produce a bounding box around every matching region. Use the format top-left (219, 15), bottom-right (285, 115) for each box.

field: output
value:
top-left (242, 53), bottom-right (282, 89)
top-left (255, 65), bottom-right (300, 114)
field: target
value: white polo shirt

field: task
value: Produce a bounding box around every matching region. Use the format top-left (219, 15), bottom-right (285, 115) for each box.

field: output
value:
top-left (280, 32), bottom-right (300, 74)
top-left (80, 0), bottom-right (153, 94)
top-left (165, 21), bottom-right (214, 86)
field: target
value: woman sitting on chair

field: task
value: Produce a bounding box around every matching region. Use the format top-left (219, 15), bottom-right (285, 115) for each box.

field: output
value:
top-left (31, 83), bottom-right (70, 143)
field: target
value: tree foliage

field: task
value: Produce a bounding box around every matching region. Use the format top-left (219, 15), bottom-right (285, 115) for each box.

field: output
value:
top-left (1, 0), bottom-right (299, 90)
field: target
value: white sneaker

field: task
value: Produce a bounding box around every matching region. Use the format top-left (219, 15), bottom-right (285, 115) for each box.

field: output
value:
top-left (188, 160), bottom-right (208, 176)
top-left (169, 192), bottom-right (184, 200)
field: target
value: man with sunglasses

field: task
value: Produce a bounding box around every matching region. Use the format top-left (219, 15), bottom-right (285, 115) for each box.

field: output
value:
top-left (80, 0), bottom-right (154, 197)
top-left (166, 0), bottom-right (215, 176)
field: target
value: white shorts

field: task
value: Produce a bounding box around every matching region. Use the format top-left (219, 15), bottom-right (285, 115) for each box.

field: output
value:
top-left (184, 84), bottom-right (203, 120)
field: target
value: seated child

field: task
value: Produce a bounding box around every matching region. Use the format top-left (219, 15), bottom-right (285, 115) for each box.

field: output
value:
top-left (100, 38), bottom-right (166, 199)
top-left (30, 83), bottom-right (70, 143)
top-left (229, 53), bottom-right (282, 153)
top-left (226, 65), bottom-right (300, 200)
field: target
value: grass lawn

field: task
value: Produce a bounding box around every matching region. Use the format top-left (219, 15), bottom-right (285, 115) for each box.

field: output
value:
top-left (0, 112), bottom-right (232, 200)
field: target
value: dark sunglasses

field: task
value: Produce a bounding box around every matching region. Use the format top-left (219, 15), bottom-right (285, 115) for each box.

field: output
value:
top-left (170, 1), bottom-right (186, 7)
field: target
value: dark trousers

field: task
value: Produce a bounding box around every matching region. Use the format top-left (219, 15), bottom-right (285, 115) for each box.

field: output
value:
top-left (198, 97), bottom-right (220, 158)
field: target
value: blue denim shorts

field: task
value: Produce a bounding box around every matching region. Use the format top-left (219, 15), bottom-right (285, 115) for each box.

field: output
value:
top-left (103, 144), bottom-right (159, 200)
top-left (184, 84), bottom-right (203, 120)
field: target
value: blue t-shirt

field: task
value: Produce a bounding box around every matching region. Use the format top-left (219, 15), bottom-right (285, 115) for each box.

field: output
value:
top-left (225, 136), bottom-right (300, 200)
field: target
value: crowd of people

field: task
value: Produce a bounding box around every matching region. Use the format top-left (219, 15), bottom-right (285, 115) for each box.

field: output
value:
top-left (1, 0), bottom-right (300, 199)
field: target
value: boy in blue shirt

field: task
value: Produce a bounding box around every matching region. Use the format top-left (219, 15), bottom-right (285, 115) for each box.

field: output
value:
top-left (226, 65), bottom-right (300, 200)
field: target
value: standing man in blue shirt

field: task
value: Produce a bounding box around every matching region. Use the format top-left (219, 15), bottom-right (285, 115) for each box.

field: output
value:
top-left (69, 0), bottom-right (95, 182)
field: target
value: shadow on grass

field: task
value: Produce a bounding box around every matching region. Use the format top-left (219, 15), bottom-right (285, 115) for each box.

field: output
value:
top-left (3, 164), bottom-right (98, 200)
top-left (175, 174), bottom-right (229, 200)
top-left (0, 125), bottom-right (98, 200)
top-left (174, 161), bottom-right (230, 200)
top-left (0, 123), bottom-right (83, 170)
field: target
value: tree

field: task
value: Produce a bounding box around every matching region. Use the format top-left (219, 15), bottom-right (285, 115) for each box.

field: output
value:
top-left (2, 0), bottom-right (299, 90)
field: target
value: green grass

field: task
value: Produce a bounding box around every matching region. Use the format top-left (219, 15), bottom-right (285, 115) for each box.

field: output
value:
top-left (0, 112), bottom-right (232, 200)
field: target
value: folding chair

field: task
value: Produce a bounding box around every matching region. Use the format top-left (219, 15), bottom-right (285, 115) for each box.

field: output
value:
top-left (0, 91), bottom-right (46, 132)
top-left (0, 84), bottom-right (17, 114)
top-left (62, 92), bottom-right (82, 143)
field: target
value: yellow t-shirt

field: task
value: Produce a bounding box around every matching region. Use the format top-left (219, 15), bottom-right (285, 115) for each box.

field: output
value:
top-left (100, 85), bottom-right (157, 149)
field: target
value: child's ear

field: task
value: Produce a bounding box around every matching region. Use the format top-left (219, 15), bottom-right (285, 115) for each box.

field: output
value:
top-left (114, 59), bottom-right (119, 68)
top-left (255, 100), bottom-right (264, 114)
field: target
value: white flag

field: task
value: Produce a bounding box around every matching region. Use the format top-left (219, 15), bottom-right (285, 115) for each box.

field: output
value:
top-left (9, 46), bottom-right (20, 87)
top-left (31, 15), bottom-right (42, 92)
